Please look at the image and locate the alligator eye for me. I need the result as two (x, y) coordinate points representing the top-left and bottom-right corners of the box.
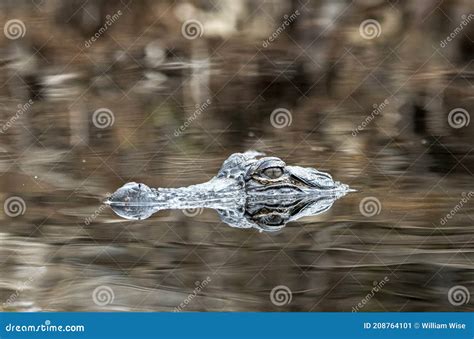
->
(261, 167), (284, 179)
(261, 214), (284, 226)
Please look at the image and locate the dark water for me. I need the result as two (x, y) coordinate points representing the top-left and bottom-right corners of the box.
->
(1, 0), (473, 312)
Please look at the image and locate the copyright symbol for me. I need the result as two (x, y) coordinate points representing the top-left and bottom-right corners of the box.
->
(414, 322), (420, 329)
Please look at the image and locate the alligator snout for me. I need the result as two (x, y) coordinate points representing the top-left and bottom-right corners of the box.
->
(106, 182), (154, 205)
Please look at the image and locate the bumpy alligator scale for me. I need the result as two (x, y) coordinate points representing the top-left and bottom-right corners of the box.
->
(106, 151), (354, 232)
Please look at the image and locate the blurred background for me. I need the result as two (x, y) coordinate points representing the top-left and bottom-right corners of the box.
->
(0, 0), (473, 312)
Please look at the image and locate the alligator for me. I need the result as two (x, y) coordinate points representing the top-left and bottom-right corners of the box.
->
(106, 151), (354, 232)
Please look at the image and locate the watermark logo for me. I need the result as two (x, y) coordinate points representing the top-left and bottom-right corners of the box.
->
(0, 99), (34, 134)
(3, 267), (45, 307)
(262, 10), (300, 48)
(4, 196), (26, 217)
(448, 108), (470, 129)
(448, 285), (470, 306)
(270, 108), (292, 129)
(84, 10), (123, 48)
(84, 193), (111, 225)
(4, 319), (85, 332)
(270, 285), (292, 306)
(92, 108), (115, 129)
(440, 191), (473, 225)
(174, 99), (211, 137)
(359, 19), (381, 40)
(352, 99), (389, 136)
(32, 0), (46, 12)
(181, 19), (204, 40)
(4, 19), (26, 40)
(352, 277), (389, 312)
(183, 208), (204, 217)
(92, 285), (115, 306)
(174, 277), (212, 311)
(359, 196), (381, 217)
(440, 14), (474, 48)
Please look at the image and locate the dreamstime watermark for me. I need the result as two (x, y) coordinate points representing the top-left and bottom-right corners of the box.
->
(174, 276), (212, 311)
(447, 285), (470, 306)
(3, 196), (26, 217)
(92, 285), (115, 306)
(359, 196), (381, 217)
(448, 108), (470, 129)
(270, 285), (292, 306)
(182, 208), (203, 217)
(270, 108), (292, 129)
(440, 14), (474, 48)
(4, 320), (85, 333)
(440, 191), (473, 225)
(3, 267), (45, 307)
(31, 0), (47, 12)
(174, 99), (211, 137)
(352, 99), (389, 136)
(84, 193), (111, 226)
(92, 108), (115, 129)
(352, 276), (389, 312)
(262, 10), (300, 48)
(84, 10), (123, 48)
(4, 19), (26, 40)
(0, 99), (34, 134)
(359, 19), (381, 40)
(181, 19), (204, 40)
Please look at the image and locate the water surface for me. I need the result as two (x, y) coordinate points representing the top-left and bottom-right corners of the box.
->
(0, 0), (473, 312)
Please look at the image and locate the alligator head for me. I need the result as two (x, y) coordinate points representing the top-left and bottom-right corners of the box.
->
(106, 151), (353, 232)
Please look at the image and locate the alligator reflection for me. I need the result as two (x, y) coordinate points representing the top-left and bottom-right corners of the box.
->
(106, 151), (353, 232)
